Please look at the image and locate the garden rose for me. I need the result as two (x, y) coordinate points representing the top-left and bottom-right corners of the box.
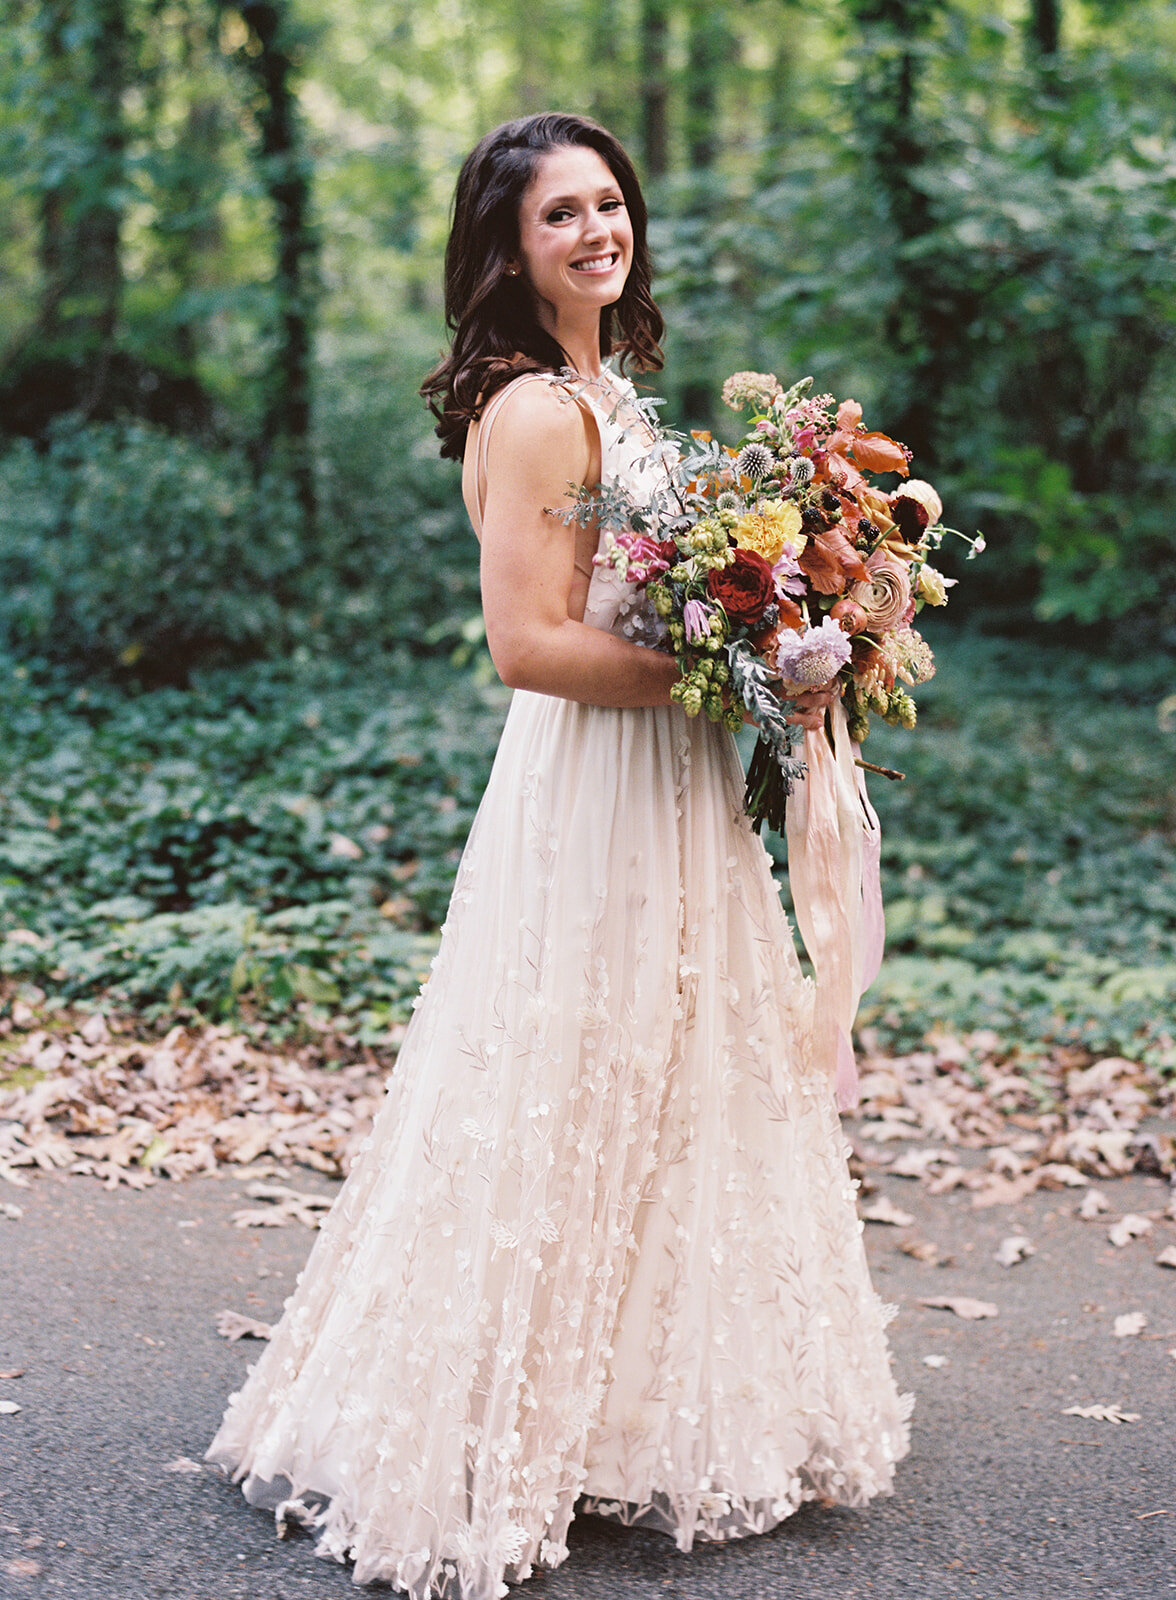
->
(915, 564), (955, 606)
(891, 478), (943, 526)
(848, 554), (913, 631)
(707, 548), (776, 624)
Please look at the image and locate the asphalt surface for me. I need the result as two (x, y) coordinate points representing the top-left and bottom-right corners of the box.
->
(2, 1157), (1174, 1600)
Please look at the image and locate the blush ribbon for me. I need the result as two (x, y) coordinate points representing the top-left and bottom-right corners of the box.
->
(784, 697), (884, 1112)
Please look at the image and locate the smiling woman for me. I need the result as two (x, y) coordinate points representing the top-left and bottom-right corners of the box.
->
(207, 111), (911, 1600)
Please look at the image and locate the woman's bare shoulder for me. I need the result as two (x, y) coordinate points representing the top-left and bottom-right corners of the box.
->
(482, 376), (596, 474)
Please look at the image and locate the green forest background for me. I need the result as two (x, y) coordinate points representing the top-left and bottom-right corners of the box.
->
(0, 0), (1173, 1075)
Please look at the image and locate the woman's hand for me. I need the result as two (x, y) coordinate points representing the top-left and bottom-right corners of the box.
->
(784, 681), (840, 732)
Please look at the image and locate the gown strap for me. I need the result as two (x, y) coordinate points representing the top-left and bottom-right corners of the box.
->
(472, 370), (592, 530)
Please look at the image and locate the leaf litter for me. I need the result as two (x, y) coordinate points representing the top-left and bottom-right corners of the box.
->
(0, 1016), (388, 1189)
(1, 1012), (1173, 1209)
(852, 1035), (1176, 1203)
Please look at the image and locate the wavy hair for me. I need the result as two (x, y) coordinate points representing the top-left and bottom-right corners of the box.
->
(420, 112), (664, 460)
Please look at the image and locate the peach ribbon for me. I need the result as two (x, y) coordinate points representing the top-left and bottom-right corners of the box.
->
(784, 698), (884, 1112)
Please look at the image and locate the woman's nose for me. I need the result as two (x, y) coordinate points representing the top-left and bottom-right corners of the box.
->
(581, 207), (610, 243)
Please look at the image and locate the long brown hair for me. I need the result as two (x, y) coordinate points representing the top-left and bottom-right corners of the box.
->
(420, 112), (664, 460)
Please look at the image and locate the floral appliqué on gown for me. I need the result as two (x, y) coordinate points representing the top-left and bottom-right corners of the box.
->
(206, 369), (912, 1598)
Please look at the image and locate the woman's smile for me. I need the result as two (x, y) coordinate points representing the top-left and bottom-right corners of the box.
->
(515, 145), (635, 349)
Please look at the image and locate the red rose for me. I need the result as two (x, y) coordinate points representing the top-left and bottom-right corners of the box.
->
(656, 538), (678, 565)
(707, 548), (775, 625)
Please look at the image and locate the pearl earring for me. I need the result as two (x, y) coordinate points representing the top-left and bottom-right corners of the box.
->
(505, 266), (518, 277)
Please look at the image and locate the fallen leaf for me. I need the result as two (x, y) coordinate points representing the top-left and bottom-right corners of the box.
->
(860, 1196), (915, 1227)
(0, 1401), (21, 1415)
(922, 1354), (949, 1368)
(1113, 1313), (1147, 1338)
(1077, 1189), (1110, 1220)
(918, 1295), (999, 1320)
(888, 1147), (951, 1180)
(1, 1204), (21, 1221)
(5, 1557), (41, 1577)
(1108, 1214), (1153, 1248)
(275, 1498), (318, 1538)
(900, 1238), (952, 1266)
(994, 1235), (1035, 1268)
(970, 1172), (1041, 1209)
(0, 1368), (24, 1380)
(164, 1456), (206, 1474)
(216, 1310), (272, 1342)
(1061, 1404), (1140, 1424)
(1156, 1246), (1176, 1270)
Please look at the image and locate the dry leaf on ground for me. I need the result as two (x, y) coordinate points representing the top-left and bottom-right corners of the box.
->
(1112, 1313), (1147, 1338)
(0, 1400), (21, 1415)
(0, 1368), (24, 1380)
(922, 1354), (949, 1368)
(275, 1498), (319, 1538)
(1078, 1189), (1110, 1219)
(1062, 1404), (1140, 1423)
(216, 1310), (273, 1342)
(1156, 1246), (1176, 1270)
(164, 1456), (206, 1474)
(994, 1235), (1035, 1268)
(1108, 1214), (1153, 1248)
(900, 1238), (952, 1266)
(918, 1295), (999, 1320)
(860, 1196), (915, 1227)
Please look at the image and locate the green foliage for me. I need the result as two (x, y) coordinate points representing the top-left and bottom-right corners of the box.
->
(0, 337), (479, 676)
(763, 623), (1176, 1063)
(1, 630), (1173, 1065)
(0, 649), (506, 1036)
(0, 420), (304, 673)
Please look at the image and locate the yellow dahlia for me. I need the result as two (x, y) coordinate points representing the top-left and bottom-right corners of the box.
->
(733, 501), (805, 564)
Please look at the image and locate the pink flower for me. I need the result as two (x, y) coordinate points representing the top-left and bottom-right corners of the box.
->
(682, 598), (714, 644)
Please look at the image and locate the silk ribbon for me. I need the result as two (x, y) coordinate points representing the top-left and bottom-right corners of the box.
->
(784, 698), (884, 1112)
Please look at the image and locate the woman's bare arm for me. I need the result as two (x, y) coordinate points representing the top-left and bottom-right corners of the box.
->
(478, 382), (679, 707)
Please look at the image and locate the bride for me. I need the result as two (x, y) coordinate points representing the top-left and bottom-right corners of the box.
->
(207, 111), (910, 1599)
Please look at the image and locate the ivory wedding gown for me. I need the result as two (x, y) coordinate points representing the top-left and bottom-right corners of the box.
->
(206, 370), (911, 1597)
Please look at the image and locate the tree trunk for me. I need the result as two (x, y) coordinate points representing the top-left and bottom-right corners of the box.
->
(684, 0), (724, 171)
(36, 0), (126, 378)
(847, 0), (952, 461)
(589, 0), (627, 142)
(639, 0), (669, 179)
(679, 0), (728, 426)
(1028, 0), (1061, 58)
(235, 0), (319, 528)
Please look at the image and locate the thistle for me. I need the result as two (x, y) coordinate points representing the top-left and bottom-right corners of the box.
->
(734, 442), (774, 483)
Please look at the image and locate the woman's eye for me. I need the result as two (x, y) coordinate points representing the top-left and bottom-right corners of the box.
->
(600, 198), (623, 212)
(547, 207), (574, 224)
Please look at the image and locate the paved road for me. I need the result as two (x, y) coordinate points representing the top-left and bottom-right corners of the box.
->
(2, 1159), (1174, 1600)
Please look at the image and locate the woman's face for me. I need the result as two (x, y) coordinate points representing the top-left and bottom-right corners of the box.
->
(515, 144), (634, 334)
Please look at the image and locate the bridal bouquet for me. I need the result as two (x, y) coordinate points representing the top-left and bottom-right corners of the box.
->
(587, 370), (983, 832)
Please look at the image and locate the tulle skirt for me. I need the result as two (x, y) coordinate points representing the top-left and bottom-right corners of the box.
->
(206, 691), (910, 1597)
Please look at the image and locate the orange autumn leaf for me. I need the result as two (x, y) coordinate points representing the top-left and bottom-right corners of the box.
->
(851, 431), (911, 477)
(799, 526), (871, 594)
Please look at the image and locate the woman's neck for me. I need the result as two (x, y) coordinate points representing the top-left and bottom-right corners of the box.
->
(540, 311), (604, 381)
